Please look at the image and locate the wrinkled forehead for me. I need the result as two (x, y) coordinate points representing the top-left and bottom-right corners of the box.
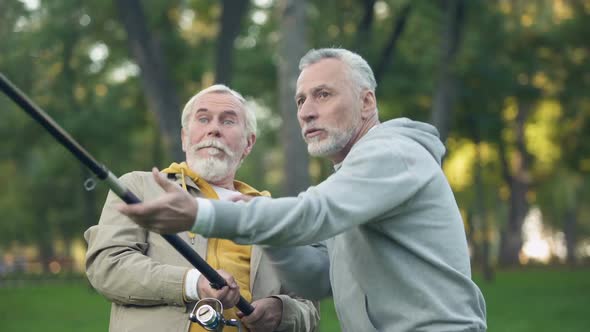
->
(296, 58), (351, 94)
(192, 91), (245, 114)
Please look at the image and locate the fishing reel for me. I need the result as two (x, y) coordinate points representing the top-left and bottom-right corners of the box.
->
(189, 298), (242, 331)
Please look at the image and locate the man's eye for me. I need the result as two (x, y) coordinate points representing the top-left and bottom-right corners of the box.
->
(197, 117), (209, 124)
(223, 119), (236, 125)
(318, 91), (330, 99)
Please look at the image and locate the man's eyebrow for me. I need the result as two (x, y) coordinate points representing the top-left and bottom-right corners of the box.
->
(295, 84), (331, 101)
(220, 110), (239, 117)
(311, 84), (331, 93)
(194, 109), (240, 120)
(195, 109), (238, 115)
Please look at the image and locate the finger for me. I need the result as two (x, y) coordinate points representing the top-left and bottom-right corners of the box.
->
(216, 285), (229, 299)
(229, 288), (240, 306)
(219, 287), (239, 309)
(116, 202), (149, 218)
(152, 167), (182, 193)
(221, 287), (239, 308)
(115, 203), (132, 215)
(229, 194), (246, 202)
(224, 275), (237, 289)
(241, 305), (263, 325)
(116, 196), (165, 218)
(216, 270), (236, 289)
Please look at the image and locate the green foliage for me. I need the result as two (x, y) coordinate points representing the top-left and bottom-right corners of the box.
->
(0, 0), (589, 264)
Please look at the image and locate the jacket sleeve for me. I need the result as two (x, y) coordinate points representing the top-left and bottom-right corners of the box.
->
(263, 243), (331, 300)
(84, 172), (188, 307)
(274, 294), (320, 332)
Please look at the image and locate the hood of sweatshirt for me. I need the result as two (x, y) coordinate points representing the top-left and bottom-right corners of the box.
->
(376, 118), (445, 165)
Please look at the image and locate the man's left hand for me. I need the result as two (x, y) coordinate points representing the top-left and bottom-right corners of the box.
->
(117, 168), (198, 234)
(237, 297), (283, 332)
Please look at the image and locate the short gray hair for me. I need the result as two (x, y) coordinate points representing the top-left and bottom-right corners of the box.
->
(299, 48), (377, 94)
(180, 84), (257, 136)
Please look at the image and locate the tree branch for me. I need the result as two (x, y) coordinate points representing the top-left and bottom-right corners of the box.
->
(374, 3), (413, 85)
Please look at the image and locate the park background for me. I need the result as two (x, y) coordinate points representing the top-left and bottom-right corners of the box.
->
(0, 0), (589, 331)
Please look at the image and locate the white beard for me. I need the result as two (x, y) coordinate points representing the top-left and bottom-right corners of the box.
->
(305, 123), (358, 157)
(185, 139), (242, 182)
(189, 156), (233, 183)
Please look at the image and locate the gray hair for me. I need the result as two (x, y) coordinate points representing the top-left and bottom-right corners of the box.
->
(299, 48), (377, 94)
(180, 84), (257, 136)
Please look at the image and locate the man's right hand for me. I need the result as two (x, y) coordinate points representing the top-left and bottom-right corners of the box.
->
(197, 269), (240, 309)
(117, 167), (198, 234)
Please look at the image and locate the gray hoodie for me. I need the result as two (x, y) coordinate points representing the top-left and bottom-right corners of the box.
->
(194, 118), (487, 332)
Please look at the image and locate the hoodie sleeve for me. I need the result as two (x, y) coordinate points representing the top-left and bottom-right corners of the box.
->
(193, 131), (443, 246)
(263, 242), (331, 300)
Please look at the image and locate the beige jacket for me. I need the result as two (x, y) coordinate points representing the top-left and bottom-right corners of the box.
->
(85, 171), (320, 332)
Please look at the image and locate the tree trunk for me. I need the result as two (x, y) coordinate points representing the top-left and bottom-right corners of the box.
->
(498, 101), (531, 266)
(215, 0), (250, 84)
(353, 0), (376, 51)
(499, 180), (527, 266)
(373, 3), (413, 85)
(465, 207), (478, 263)
(474, 136), (493, 281)
(563, 173), (582, 266)
(37, 209), (55, 274)
(115, 0), (183, 162)
(564, 207), (577, 266)
(430, 0), (465, 144)
(277, 0), (310, 196)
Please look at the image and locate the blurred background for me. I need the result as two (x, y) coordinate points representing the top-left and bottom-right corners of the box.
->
(1, 0), (589, 331)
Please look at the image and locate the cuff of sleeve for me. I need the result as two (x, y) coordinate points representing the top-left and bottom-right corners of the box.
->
(271, 294), (295, 331)
(184, 269), (202, 302)
(181, 269), (190, 303)
(160, 265), (191, 306)
(192, 198), (215, 233)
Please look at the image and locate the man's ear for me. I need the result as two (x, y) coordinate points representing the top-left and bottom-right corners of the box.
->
(360, 90), (377, 119)
(181, 128), (187, 152)
(242, 133), (257, 159)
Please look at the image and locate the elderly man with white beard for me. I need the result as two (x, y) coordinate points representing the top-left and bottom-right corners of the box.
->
(84, 85), (321, 332)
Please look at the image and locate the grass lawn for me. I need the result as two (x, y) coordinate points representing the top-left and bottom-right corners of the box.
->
(0, 280), (110, 332)
(472, 267), (590, 332)
(0, 268), (588, 331)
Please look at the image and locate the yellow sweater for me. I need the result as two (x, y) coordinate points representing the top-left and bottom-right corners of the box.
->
(162, 162), (270, 332)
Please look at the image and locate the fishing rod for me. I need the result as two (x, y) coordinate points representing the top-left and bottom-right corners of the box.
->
(0, 73), (254, 318)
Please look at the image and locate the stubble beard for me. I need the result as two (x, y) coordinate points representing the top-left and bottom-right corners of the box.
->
(304, 121), (359, 157)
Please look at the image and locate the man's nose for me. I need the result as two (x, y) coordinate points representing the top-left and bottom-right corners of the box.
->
(206, 122), (221, 137)
(298, 101), (317, 123)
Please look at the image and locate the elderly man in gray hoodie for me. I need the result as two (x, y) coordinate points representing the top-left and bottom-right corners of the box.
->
(119, 48), (487, 332)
